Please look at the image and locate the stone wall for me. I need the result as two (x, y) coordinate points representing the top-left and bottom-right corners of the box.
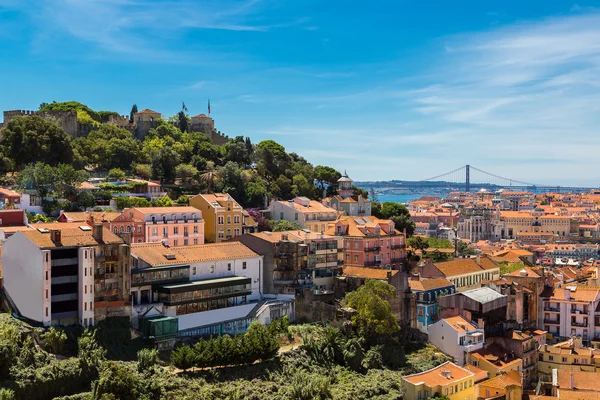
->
(3, 109), (79, 137)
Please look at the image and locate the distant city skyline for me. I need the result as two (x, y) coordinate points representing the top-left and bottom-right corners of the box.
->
(1, 1), (600, 184)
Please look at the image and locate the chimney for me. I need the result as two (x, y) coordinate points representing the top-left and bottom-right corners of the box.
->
(476, 254), (481, 265)
(570, 372), (574, 389)
(387, 270), (392, 281)
(92, 223), (103, 243)
(50, 229), (61, 245)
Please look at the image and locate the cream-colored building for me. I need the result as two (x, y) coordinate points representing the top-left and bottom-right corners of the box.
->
(264, 197), (338, 233)
(402, 361), (476, 400)
(538, 336), (600, 376)
(494, 211), (571, 240)
(190, 193), (245, 243)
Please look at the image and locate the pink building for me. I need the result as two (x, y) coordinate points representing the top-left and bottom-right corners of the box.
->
(326, 216), (406, 270)
(127, 207), (205, 247)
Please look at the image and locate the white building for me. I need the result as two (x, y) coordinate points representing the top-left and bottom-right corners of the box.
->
(428, 315), (485, 366)
(2, 226), (125, 327)
(130, 242), (293, 337)
(264, 197), (338, 233)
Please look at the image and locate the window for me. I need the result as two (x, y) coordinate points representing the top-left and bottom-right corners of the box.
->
(228, 263), (232, 271)
(45, 253), (49, 262)
(85, 268), (87, 277)
(85, 250), (87, 259)
(194, 226), (198, 234)
(174, 240), (178, 246)
(184, 239), (188, 246)
(85, 286), (87, 294)
(210, 265), (215, 273)
(549, 355), (554, 361)
(184, 226), (188, 236)
(279, 212), (284, 220)
(174, 227), (179, 234)
(138, 226), (142, 234)
(85, 303), (87, 311)
(218, 216), (224, 224)
(243, 262), (247, 270)
(295, 213), (298, 221)
(46, 307), (48, 317)
(113, 227), (118, 234)
(194, 239), (198, 245)
(46, 289), (48, 299)
(234, 215), (240, 223)
(444, 389), (448, 396)
(193, 267), (197, 275)
(354, 255), (358, 262)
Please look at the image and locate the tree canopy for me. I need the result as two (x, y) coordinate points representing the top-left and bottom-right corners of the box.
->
(344, 279), (400, 338)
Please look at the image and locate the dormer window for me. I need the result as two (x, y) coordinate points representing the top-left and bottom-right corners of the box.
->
(162, 215), (167, 223)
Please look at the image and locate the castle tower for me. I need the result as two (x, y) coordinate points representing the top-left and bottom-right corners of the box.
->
(133, 109), (161, 140)
(337, 170), (353, 199)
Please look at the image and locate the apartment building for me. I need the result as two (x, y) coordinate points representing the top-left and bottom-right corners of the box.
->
(321, 171), (372, 216)
(326, 215), (406, 270)
(402, 361), (476, 400)
(538, 336), (600, 376)
(419, 256), (500, 292)
(428, 316), (485, 366)
(494, 211), (571, 240)
(540, 285), (600, 341)
(190, 193), (246, 243)
(127, 207), (204, 247)
(408, 277), (456, 333)
(468, 344), (523, 381)
(476, 371), (522, 400)
(489, 330), (546, 387)
(265, 197), (338, 233)
(129, 242), (292, 337)
(2, 225), (130, 326)
(234, 230), (342, 296)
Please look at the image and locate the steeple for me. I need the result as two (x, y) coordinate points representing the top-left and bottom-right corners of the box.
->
(337, 169), (353, 199)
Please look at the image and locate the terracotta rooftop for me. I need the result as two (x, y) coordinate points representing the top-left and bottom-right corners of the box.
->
(135, 109), (160, 115)
(131, 206), (202, 215)
(192, 193), (242, 209)
(409, 277), (454, 292)
(403, 361), (474, 387)
(557, 370), (600, 392)
(440, 315), (479, 333)
(434, 256), (498, 277)
(130, 242), (260, 266)
(21, 227), (122, 248)
(342, 266), (398, 280)
(0, 188), (21, 198)
(479, 370), (521, 390)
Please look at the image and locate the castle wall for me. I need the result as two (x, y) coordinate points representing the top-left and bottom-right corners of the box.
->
(3, 110), (78, 138)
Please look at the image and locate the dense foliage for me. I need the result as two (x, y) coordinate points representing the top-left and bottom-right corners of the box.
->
(372, 201), (416, 236)
(0, 101), (354, 210)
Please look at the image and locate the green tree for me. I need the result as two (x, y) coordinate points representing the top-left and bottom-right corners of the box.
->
(271, 220), (302, 232)
(18, 162), (56, 200)
(75, 191), (97, 210)
(344, 279), (400, 338)
(77, 329), (106, 372)
(171, 345), (196, 372)
(151, 146), (180, 183)
(292, 174), (314, 198)
(175, 163), (198, 184)
(40, 101), (100, 122)
(314, 165), (342, 191)
(246, 179), (269, 208)
(107, 168), (126, 181)
(218, 161), (245, 201)
(0, 115), (74, 169)
(407, 236), (429, 253)
(390, 215), (416, 236)
(255, 140), (292, 181)
(132, 164), (152, 180)
(151, 195), (174, 207)
(224, 136), (250, 167)
(129, 104), (138, 123)
(137, 348), (159, 374)
(353, 186), (369, 199)
(93, 362), (141, 400)
(177, 111), (188, 133)
(41, 327), (67, 354)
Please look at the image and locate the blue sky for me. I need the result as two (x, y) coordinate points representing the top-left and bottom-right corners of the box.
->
(1, 1), (600, 185)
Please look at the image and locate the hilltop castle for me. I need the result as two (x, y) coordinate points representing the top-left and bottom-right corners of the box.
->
(1, 108), (229, 145)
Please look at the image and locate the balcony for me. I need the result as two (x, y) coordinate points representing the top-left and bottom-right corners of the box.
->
(364, 246), (381, 252)
(391, 257), (404, 263)
(571, 321), (588, 327)
(571, 308), (589, 315)
(543, 319), (560, 324)
(364, 260), (382, 267)
(544, 307), (560, 312)
(390, 244), (406, 250)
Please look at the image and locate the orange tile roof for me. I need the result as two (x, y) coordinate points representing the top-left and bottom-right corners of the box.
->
(277, 199), (337, 214)
(434, 256), (498, 277)
(130, 242), (259, 266)
(342, 266), (398, 280)
(136, 109), (160, 115)
(557, 370), (600, 392)
(506, 267), (543, 278)
(408, 277), (454, 291)
(403, 361), (474, 387)
(192, 193), (243, 209)
(0, 188), (21, 198)
(21, 227), (122, 248)
(441, 315), (478, 333)
(546, 286), (600, 302)
(479, 371), (521, 390)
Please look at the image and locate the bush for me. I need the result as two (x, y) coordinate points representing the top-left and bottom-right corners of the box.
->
(0, 388), (14, 400)
(171, 345), (196, 372)
(137, 348), (159, 373)
(107, 168), (126, 181)
(175, 195), (190, 205)
(92, 362), (142, 400)
(115, 196), (151, 209)
(42, 326), (67, 354)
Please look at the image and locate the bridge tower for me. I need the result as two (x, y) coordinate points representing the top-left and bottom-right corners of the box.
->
(465, 164), (470, 193)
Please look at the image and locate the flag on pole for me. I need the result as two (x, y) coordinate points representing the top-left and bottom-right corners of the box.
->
(182, 101), (188, 112)
(208, 98), (211, 115)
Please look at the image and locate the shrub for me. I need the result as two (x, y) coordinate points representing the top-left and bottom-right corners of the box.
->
(171, 345), (196, 372)
(137, 348), (159, 373)
(42, 326), (67, 354)
(0, 388), (14, 400)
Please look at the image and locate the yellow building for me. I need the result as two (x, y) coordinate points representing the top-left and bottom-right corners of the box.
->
(402, 361), (475, 400)
(476, 371), (522, 400)
(190, 193), (244, 243)
(538, 336), (599, 376)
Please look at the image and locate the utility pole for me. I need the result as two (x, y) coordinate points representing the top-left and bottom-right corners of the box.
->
(453, 227), (459, 258)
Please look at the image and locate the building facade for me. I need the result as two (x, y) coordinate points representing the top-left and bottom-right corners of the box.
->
(265, 197), (338, 233)
(428, 316), (485, 366)
(409, 277), (456, 333)
(190, 193), (244, 243)
(402, 361), (476, 400)
(127, 207), (204, 247)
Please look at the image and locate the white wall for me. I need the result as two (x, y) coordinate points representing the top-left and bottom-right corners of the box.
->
(428, 320), (467, 366)
(267, 202), (306, 228)
(3, 232), (45, 324)
(188, 256), (263, 301)
(78, 247), (95, 327)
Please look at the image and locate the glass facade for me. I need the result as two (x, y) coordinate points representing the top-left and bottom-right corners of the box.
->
(131, 266), (189, 286)
(158, 283), (251, 305)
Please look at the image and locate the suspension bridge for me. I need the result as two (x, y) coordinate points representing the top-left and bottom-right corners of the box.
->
(403, 165), (598, 193)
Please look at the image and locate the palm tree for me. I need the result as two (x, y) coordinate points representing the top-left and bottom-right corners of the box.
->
(199, 170), (220, 193)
